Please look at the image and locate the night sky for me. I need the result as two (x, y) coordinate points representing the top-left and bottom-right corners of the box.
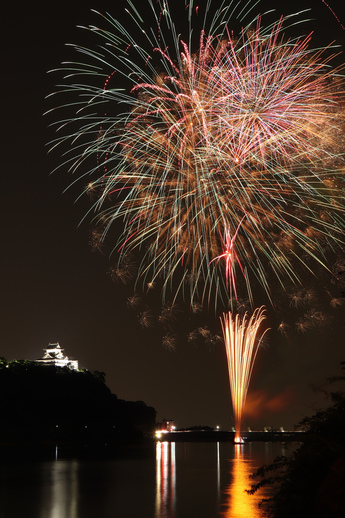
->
(2, 0), (345, 431)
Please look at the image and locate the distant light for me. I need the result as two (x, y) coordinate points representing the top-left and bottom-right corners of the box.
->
(155, 429), (168, 440)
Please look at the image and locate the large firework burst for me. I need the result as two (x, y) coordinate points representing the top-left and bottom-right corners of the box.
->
(48, 0), (345, 310)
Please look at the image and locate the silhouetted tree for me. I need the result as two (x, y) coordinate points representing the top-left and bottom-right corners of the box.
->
(249, 362), (345, 518)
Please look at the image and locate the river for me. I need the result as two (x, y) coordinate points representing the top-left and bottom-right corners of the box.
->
(0, 441), (294, 517)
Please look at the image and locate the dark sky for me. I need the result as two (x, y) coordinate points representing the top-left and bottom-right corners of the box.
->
(2, 0), (345, 431)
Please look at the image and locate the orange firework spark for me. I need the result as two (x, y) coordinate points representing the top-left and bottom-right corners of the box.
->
(221, 306), (268, 442)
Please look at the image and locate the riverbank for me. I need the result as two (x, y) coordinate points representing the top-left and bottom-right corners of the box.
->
(155, 429), (305, 442)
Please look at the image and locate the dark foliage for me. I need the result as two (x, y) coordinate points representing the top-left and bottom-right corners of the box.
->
(249, 362), (345, 518)
(0, 358), (156, 450)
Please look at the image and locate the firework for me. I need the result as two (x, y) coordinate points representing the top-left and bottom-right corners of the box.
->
(48, 0), (345, 309)
(138, 309), (154, 328)
(330, 297), (344, 308)
(126, 293), (142, 309)
(221, 306), (268, 442)
(162, 333), (178, 351)
(158, 303), (178, 328)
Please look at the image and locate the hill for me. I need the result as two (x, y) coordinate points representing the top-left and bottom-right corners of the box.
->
(0, 358), (156, 457)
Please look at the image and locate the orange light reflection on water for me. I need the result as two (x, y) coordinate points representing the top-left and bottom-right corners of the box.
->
(221, 444), (267, 518)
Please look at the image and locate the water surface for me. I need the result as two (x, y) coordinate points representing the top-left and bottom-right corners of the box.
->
(0, 441), (292, 517)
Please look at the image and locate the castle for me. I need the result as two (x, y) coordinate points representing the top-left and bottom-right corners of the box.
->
(36, 342), (78, 370)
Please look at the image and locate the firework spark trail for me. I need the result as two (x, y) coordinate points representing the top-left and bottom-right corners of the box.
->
(221, 306), (268, 442)
(48, 0), (345, 309)
(209, 217), (246, 300)
(322, 1), (345, 30)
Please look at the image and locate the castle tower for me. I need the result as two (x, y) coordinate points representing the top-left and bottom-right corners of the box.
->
(36, 342), (78, 370)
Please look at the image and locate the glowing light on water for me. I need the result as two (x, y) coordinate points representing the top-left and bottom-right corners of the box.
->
(222, 444), (268, 518)
(221, 307), (268, 442)
(155, 441), (176, 517)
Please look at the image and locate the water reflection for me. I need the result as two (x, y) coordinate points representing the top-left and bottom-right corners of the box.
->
(217, 441), (221, 497)
(0, 441), (290, 518)
(156, 442), (176, 518)
(221, 444), (266, 518)
(40, 460), (79, 518)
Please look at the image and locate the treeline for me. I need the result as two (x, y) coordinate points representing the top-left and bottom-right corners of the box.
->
(0, 358), (156, 454)
(249, 362), (345, 518)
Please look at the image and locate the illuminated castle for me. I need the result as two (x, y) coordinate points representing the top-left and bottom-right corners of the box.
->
(36, 342), (78, 370)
